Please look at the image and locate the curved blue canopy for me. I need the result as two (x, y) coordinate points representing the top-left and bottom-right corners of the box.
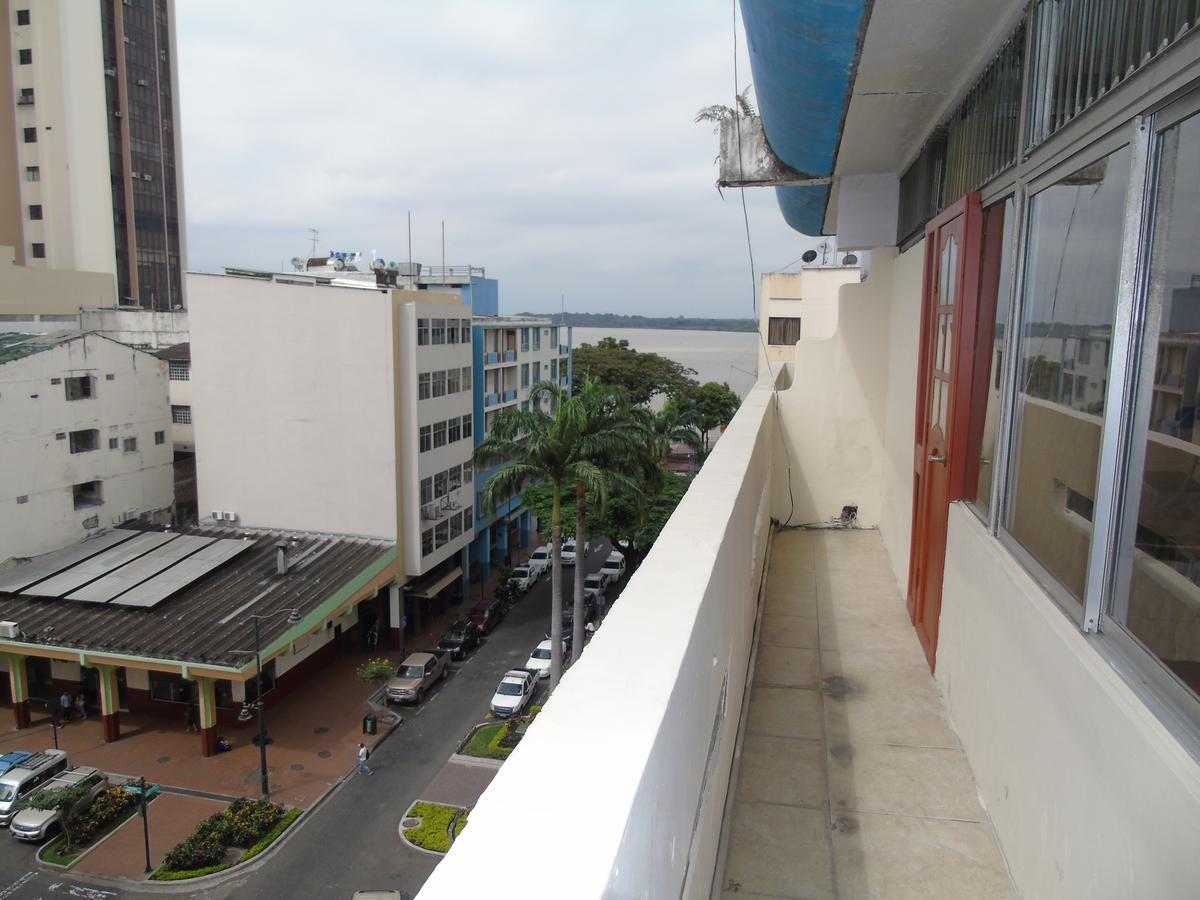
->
(740, 0), (868, 233)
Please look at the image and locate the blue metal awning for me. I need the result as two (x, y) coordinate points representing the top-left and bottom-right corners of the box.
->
(740, 0), (869, 234)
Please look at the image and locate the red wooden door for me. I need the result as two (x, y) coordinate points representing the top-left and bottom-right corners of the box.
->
(907, 194), (982, 670)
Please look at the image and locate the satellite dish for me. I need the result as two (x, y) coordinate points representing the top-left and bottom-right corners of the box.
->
(801, 250), (818, 263)
(333, 257), (346, 271)
(843, 253), (859, 266)
(290, 257), (303, 271)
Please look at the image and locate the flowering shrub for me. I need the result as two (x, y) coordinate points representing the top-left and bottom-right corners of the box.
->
(357, 657), (393, 682)
(162, 836), (225, 871)
(160, 799), (285, 873)
(64, 786), (139, 850)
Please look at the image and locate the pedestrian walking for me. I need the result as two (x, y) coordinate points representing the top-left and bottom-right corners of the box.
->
(59, 691), (72, 723)
(75, 693), (87, 720)
(185, 703), (198, 734)
(357, 742), (373, 775)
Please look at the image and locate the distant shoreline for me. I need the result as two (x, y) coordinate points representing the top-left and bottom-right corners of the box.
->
(515, 313), (758, 333)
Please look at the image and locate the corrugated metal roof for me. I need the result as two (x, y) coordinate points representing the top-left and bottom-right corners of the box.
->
(0, 332), (79, 365)
(0, 526), (395, 668)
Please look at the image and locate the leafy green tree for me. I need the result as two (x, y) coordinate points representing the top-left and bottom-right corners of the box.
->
(475, 380), (644, 685)
(570, 337), (697, 405)
(677, 381), (741, 452)
(25, 780), (94, 852)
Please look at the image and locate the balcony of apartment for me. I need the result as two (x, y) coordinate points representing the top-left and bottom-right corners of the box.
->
(418, 379), (1013, 899)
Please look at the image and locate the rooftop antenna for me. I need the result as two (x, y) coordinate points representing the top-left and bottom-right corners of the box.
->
(308, 227), (319, 257)
(441, 220), (446, 285)
(561, 293), (565, 325)
(407, 211), (412, 281)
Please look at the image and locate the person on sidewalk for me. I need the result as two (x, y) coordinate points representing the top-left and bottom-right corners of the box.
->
(75, 693), (87, 720)
(357, 742), (373, 775)
(59, 691), (72, 723)
(185, 703), (199, 734)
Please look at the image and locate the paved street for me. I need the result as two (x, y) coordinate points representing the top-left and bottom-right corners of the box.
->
(0, 543), (623, 899)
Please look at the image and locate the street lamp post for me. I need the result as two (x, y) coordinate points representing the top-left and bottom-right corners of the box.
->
(238, 608), (301, 802)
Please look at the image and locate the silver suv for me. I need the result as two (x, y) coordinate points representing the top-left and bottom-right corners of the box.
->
(9, 766), (105, 841)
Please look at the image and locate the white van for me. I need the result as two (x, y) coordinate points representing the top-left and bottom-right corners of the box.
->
(0, 749), (69, 826)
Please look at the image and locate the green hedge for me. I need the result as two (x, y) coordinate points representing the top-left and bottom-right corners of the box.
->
(238, 807), (301, 863)
(460, 723), (506, 759)
(151, 862), (232, 881)
(403, 802), (462, 853)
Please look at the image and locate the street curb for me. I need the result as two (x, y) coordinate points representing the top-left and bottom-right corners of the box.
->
(41, 715), (408, 894)
(446, 753), (503, 769)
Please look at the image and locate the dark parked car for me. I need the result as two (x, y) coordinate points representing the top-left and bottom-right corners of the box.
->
(437, 620), (481, 661)
(468, 599), (505, 635)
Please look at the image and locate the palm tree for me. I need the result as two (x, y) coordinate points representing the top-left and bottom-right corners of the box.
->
(638, 401), (702, 463)
(474, 381), (608, 689)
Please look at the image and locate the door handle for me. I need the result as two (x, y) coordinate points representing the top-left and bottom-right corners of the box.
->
(928, 453), (946, 464)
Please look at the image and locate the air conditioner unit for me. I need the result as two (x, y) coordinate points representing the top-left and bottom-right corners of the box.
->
(421, 503), (439, 521)
(0, 622), (20, 640)
(222, 511), (239, 523)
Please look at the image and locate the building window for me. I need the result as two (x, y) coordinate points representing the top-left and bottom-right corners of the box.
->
(462, 461), (472, 483)
(461, 366), (472, 391)
(768, 317), (802, 345)
(522, 400), (530, 412)
(419, 425), (431, 453)
(446, 320), (459, 344)
(449, 511), (463, 540)
(435, 520), (449, 547)
(30, 242), (44, 259)
(433, 420), (447, 448)
(462, 414), (473, 440)
(27, 204), (41, 221)
(534, 329), (541, 351)
(447, 367), (461, 394)
(420, 477), (433, 505)
(69, 429), (99, 454)
(64, 376), (93, 401)
(448, 417), (461, 443)
(417, 318), (429, 346)
(432, 370), (446, 398)
(418, 372), (430, 401)
(448, 465), (462, 491)
(16, 495), (28, 505)
(520, 363), (529, 387)
(168, 360), (189, 380)
(434, 471), (447, 497)
(123, 436), (137, 452)
(72, 480), (102, 509)
(171, 405), (192, 424)
(22, 127), (36, 143)
(24, 166), (38, 182)
(18, 48), (31, 65)
(521, 328), (530, 352)
(963, 198), (1014, 521)
(1004, 144), (1131, 611)
(431, 319), (446, 345)
(461, 319), (472, 344)
(154, 430), (165, 445)
(551, 359), (559, 381)
(18, 87), (33, 105)
(462, 505), (473, 531)
(15, 9), (29, 26)
(422, 529), (434, 556)
(109, 437), (118, 450)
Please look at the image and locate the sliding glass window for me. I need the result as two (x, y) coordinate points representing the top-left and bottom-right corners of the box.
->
(1005, 145), (1131, 612)
(1112, 109), (1200, 704)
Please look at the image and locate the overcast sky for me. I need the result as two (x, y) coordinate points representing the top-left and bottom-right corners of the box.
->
(175, 0), (820, 318)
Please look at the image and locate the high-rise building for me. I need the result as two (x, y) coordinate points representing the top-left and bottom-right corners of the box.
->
(0, 0), (186, 310)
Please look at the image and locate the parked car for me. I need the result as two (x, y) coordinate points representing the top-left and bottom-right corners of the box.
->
(489, 669), (537, 718)
(9, 766), (107, 842)
(0, 750), (69, 827)
(468, 599), (505, 635)
(508, 565), (537, 593)
(584, 571), (608, 593)
(560, 538), (577, 566)
(525, 639), (565, 679)
(600, 551), (625, 582)
(386, 651), (447, 704)
(526, 545), (551, 578)
(437, 620), (481, 661)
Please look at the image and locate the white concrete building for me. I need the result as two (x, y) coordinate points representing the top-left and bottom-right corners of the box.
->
(420, 4), (1200, 899)
(0, 332), (173, 561)
(468, 315), (572, 575)
(0, 0), (187, 309)
(187, 272), (474, 580)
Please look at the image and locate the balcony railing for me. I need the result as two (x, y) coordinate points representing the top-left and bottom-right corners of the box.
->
(559, 344), (569, 355)
(418, 382), (776, 898)
(485, 393), (499, 407)
(502, 389), (517, 402)
(504, 350), (517, 362)
(485, 352), (499, 365)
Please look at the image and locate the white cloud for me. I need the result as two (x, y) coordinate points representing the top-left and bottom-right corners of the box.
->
(176, 0), (821, 317)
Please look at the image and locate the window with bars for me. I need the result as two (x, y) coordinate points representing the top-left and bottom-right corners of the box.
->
(171, 405), (191, 424)
(168, 360), (189, 380)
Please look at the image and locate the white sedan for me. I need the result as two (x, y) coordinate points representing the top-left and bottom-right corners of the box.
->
(525, 639), (565, 679)
(490, 669), (536, 718)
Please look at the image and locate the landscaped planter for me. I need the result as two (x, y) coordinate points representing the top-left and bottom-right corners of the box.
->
(400, 801), (468, 855)
(151, 800), (301, 880)
(37, 785), (148, 868)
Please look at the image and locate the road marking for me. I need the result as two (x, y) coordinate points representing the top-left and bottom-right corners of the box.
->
(0, 873), (35, 898)
(67, 887), (116, 899)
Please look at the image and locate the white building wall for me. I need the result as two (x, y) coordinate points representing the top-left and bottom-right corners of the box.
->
(187, 274), (398, 539)
(77, 308), (189, 350)
(401, 296), (474, 575)
(0, 335), (173, 560)
(12, 0), (116, 277)
(759, 267), (861, 374)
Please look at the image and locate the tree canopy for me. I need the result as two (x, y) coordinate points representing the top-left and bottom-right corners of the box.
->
(674, 381), (742, 451)
(570, 337), (697, 405)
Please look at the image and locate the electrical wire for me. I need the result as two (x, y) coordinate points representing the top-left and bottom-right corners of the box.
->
(731, 0), (797, 527)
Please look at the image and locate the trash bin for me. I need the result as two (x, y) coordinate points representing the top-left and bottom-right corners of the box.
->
(362, 714), (378, 735)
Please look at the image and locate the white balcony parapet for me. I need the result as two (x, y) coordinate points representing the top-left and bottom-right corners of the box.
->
(418, 382), (777, 899)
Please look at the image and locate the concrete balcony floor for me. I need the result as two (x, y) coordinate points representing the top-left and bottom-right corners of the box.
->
(719, 528), (1016, 899)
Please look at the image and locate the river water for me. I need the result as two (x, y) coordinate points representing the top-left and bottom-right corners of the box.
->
(570, 327), (761, 400)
